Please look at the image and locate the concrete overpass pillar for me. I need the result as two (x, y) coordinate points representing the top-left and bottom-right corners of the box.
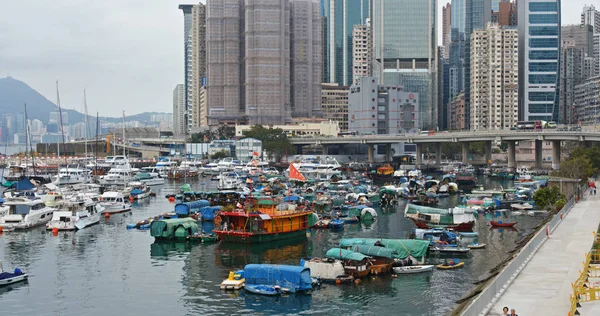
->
(385, 144), (392, 162)
(295, 144), (304, 154)
(367, 144), (374, 163)
(484, 141), (492, 165)
(435, 143), (442, 169)
(552, 140), (561, 170)
(462, 142), (470, 164)
(534, 139), (543, 170)
(322, 144), (328, 155)
(507, 141), (516, 171)
(416, 143), (423, 168)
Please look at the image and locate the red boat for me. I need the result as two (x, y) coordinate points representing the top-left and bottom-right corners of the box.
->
(489, 221), (517, 227)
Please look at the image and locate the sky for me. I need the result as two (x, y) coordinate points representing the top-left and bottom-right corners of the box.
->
(0, 0), (591, 117)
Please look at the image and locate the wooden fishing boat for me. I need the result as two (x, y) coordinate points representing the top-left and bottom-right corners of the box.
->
(467, 243), (486, 249)
(213, 197), (312, 244)
(393, 265), (434, 274)
(326, 248), (371, 278)
(436, 261), (465, 270)
(489, 221), (517, 227)
(404, 204), (476, 231)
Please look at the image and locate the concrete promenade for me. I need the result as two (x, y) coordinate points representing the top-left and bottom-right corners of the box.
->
(489, 191), (600, 315)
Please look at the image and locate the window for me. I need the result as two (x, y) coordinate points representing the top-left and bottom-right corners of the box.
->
(529, 38), (558, 48)
(528, 104), (554, 113)
(529, 2), (558, 12)
(529, 26), (558, 36)
(529, 74), (557, 84)
(529, 50), (558, 60)
(529, 14), (558, 24)
(528, 92), (555, 101)
(529, 62), (558, 72)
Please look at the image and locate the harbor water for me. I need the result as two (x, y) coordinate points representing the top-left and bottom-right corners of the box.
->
(0, 176), (546, 315)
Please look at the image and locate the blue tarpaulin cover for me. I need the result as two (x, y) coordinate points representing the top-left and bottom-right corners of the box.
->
(200, 206), (222, 221)
(243, 264), (313, 293)
(174, 200), (210, 215)
(12, 178), (34, 191)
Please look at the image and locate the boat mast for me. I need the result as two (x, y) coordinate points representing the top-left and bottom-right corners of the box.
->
(122, 111), (126, 156)
(83, 89), (89, 184)
(24, 103), (36, 177)
(56, 81), (68, 173)
(95, 112), (99, 180)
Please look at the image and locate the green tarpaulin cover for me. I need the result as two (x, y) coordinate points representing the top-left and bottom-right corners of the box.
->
(339, 238), (429, 261)
(326, 248), (368, 261)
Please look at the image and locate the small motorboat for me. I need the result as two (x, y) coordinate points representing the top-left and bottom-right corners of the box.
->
(510, 203), (533, 210)
(0, 261), (28, 287)
(458, 232), (479, 237)
(436, 261), (465, 270)
(512, 211), (523, 216)
(313, 219), (330, 229)
(220, 271), (245, 290)
(328, 219), (344, 230)
(467, 243), (487, 249)
(245, 284), (285, 296)
(187, 233), (219, 243)
(489, 221), (517, 227)
(393, 265), (434, 274)
(429, 245), (470, 254)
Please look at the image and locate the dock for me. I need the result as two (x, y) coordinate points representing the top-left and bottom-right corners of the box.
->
(488, 190), (600, 315)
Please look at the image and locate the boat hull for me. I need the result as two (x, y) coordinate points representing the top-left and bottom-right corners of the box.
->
(0, 274), (28, 286)
(489, 221), (517, 227)
(410, 218), (475, 232)
(393, 265), (434, 274)
(214, 229), (307, 244)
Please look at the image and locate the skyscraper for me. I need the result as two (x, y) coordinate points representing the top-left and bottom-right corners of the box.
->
(322, 0), (370, 86)
(449, 0), (466, 105)
(352, 21), (371, 84)
(190, 4), (206, 128)
(470, 23), (519, 130)
(245, 0), (291, 125)
(442, 3), (452, 59)
(173, 84), (186, 137)
(206, 0), (244, 125)
(492, 1), (517, 26)
(179, 5), (194, 134)
(371, 0), (438, 129)
(464, 0), (492, 128)
(291, 0), (323, 118)
(518, 0), (561, 122)
(581, 5), (600, 34)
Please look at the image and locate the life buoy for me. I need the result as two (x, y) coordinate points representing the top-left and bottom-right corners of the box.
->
(214, 216), (222, 225)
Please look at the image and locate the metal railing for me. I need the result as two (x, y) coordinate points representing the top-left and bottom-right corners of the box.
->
(460, 185), (586, 316)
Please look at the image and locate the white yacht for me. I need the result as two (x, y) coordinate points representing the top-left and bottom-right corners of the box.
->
(46, 197), (101, 231)
(0, 197), (56, 230)
(128, 181), (152, 199)
(288, 157), (342, 180)
(216, 157), (238, 172)
(98, 162), (137, 185)
(217, 172), (244, 191)
(99, 191), (131, 214)
(52, 165), (91, 186)
(155, 160), (178, 178)
(97, 155), (129, 169)
(134, 171), (165, 186)
(198, 162), (220, 176)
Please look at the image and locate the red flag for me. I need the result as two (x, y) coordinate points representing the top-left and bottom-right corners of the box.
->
(289, 164), (306, 181)
(253, 151), (259, 156)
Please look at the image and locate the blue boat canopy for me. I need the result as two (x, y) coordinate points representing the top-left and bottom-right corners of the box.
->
(200, 206), (222, 221)
(12, 178), (35, 191)
(174, 200), (210, 216)
(243, 264), (312, 293)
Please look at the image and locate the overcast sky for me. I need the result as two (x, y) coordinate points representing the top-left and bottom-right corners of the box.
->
(0, 0), (590, 117)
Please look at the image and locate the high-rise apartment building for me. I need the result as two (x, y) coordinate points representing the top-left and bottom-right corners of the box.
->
(443, 3), (452, 59)
(450, 92), (466, 130)
(173, 84), (186, 137)
(179, 5), (194, 134)
(321, 83), (349, 131)
(352, 21), (371, 84)
(371, 0), (438, 129)
(291, 0), (323, 118)
(518, 0), (561, 122)
(581, 5), (600, 34)
(560, 24), (595, 124)
(574, 76), (600, 125)
(205, 0), (244, 125)
(594, 34), (600, 77)
(185, 4), (207, 129)
(322, 0), (370, 86)
(492, 1), (517, 26)
(470, 23), (519, 130)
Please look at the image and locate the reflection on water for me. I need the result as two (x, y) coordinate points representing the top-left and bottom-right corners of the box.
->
(0, 176), (546, 315)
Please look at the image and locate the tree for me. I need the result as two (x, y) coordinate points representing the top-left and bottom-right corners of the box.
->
(570, 147), (600, 171)
(210, 150), (229, 160)
(190, 126), (235, 143)
(533, 185), (565, 211)
(469, 142), (485, 155)
(441, 143), (461, 159)
(243, 125), (295, 161)
(552, 156), (594, 180)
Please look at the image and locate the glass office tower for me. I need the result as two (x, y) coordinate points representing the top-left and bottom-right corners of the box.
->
(518, 0), (561, 121)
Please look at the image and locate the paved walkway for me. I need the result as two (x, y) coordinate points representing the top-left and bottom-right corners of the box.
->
(489, 191), (600, 316)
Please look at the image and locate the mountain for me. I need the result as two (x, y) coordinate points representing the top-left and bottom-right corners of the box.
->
(0, 76), (168, 124)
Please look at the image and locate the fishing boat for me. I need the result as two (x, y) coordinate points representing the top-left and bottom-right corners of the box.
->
(0, 261), (28, 287)
(243, 264), (314, 294)
(392, 265), (434, 274)
(220, 271), (245, 290)
(351, 245), (396, 275)
(429, 244), (470, 254)
(0, 197), (56, 230)
(436, 261), (465, 270)
(129, 182), (152, 200)
(339, 238), (430, 265)
(371, 164), (394, 181)
(467, 242), (486, 249)
(328, 218), (344, 229)
(300, 257), (352, 283)
(325, 248), (371, 278)
(313, 219), (330, 228)
(99, 191), (131, 214)
(456, 172), (477, 190)
(489, 221), (517, 227)
(150, 218), (199, 239)
(213, 197), (312, 243)
(404, 204), (476, 231)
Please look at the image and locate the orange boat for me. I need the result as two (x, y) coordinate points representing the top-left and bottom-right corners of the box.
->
(213, 197), (312, 243)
